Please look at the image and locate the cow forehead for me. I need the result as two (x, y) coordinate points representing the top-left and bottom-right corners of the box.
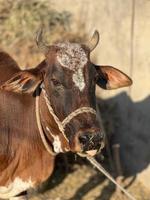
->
(55, 42), (88, 71)
(55, 42), (88, 91)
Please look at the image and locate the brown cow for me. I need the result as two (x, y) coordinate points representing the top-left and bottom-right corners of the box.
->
(0, 30), (132, 200)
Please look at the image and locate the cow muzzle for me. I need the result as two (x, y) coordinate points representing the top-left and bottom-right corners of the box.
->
(77, 130), (105, 156)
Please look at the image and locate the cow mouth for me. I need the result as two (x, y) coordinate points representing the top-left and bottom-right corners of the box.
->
(86, 149), (98, 156)
(78, 148), (102, 157)
(77, 142), (105, 157)
(78, 150), (98, 157)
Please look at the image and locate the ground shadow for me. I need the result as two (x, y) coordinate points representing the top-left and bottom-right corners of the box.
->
(69, 173), (106, 200)
(98, 92), (150, 177)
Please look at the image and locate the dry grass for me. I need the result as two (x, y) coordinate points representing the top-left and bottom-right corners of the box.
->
(0, 0), (87, 68)
(0, 0), (72, 46)
(0, 0), (72, 67)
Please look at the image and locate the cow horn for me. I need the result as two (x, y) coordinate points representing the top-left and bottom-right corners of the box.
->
(36, 27), (49, 55)
(87, 30), (100, 51)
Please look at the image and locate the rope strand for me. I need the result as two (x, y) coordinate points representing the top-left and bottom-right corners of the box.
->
(62, 107), (96, 128)
(87, 156), (137, 200)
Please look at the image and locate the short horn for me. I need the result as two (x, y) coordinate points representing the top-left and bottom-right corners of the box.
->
(87, 30), (100, 51)
(36, 27), (49, 55)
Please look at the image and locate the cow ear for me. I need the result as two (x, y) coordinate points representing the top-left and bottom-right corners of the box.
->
(0, 69), (43, 93)
(95, 65), (132, 89)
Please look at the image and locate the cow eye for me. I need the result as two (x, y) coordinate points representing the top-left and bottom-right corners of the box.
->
(51, 78), (61, 86)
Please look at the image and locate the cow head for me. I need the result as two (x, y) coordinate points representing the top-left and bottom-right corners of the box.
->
(1, 29), (132, 156)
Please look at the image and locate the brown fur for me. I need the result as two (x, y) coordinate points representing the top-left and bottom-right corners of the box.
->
(0, 52), (55, 188)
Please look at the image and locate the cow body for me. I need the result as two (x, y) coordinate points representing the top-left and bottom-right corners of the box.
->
(0, 30), (132, 200)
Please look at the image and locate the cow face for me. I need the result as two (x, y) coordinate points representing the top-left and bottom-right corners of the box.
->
(42, 43), (102, 155)
(1, 30), (132, 157)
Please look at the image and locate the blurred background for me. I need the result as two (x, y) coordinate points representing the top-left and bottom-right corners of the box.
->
(0, 0), (150, 199)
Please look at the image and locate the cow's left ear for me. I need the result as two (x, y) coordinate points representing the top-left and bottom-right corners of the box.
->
(1, 69), (43, 93)
(95, 65), (132, 89)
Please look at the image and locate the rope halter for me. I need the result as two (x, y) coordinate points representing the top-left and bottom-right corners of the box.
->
(36, 85), (97, 155)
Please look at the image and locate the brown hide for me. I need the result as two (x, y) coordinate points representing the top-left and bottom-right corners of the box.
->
(0, 51), (19, 85)
(0, 52), (55, 188)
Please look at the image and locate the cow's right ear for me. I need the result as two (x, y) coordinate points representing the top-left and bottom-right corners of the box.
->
(0, 69), (43, 94)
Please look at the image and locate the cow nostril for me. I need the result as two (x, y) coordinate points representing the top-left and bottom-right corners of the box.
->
(78, 131), (104, 151)
(79, 135), (88, 145)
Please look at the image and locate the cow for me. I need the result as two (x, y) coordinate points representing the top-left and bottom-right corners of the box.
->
(0, 29), (132, 200)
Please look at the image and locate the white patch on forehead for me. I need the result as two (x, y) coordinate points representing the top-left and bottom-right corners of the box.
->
(56, 42), (88, 91)
(72, 68), (85, 91)
(47, 127), (63, 153)
(56, 43), (88, 71)
(0, 177), (34, 199)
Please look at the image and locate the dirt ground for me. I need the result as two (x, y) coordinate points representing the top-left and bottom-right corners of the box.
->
(26, 154), (150, 200)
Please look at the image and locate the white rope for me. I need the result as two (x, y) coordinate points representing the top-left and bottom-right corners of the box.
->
(87, 156), (137, 200)
(62, 107), (96, 128)
(35, 92), (56, 156)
